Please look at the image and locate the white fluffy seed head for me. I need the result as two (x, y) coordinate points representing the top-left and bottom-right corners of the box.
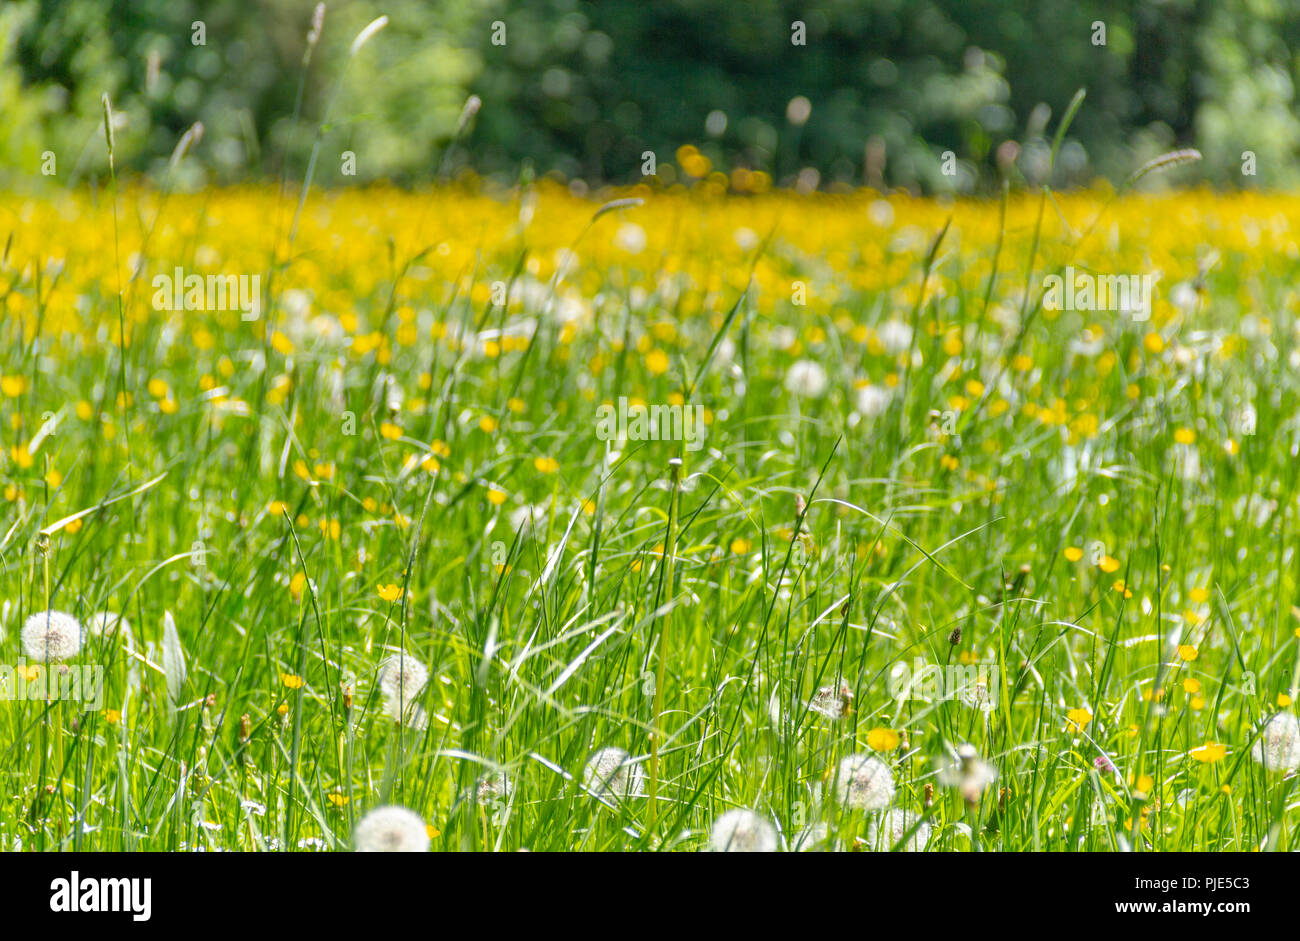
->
(86, 611), (130, 639)
(21, 610), (82, 662)
(377, 652), (428, 704)
(709, 808), (777, 852)
(866, 808), (931, 851)
(878, 320), (913, 354)
(353, 805), (429, 852)
(792, 821), (841, 852)
(835, 753), (895, 811)
(855, 383), (891, 418)
(476, 773), (511, 805)
(783, 360), (828, 398)
(1252, 712), (1300, 772)
(583, 747), (645, 801)
(808, 682), (853, 719)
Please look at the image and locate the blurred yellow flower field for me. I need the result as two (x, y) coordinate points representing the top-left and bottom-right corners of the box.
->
(3, 178), (1300, 852)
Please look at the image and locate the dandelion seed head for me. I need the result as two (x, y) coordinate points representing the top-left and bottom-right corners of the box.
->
(583, 747), (646, 801)
(709, 808), (777, 852)
(866, 808), (930, 851)
(877, 319), (913, 354)
(783, 359), (828, 398)
(86, 611), (130, 639)
(377, 652), (428, 705)
(509, 502), (548, 534)
(21, 610), (82, 662)
(855, 383), (891, 418)
(792, 821), (841, 852)
(1252, 712), (1300, 772)
(938, 743), (997, 803)
(808, 682), (853, 719)
(835, 753), (895, 810)
(353, 805), (429, 852)
(476, 773), (511, 804)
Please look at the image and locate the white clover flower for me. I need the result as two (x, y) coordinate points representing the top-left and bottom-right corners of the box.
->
(855, 383), (891, 418)
(583, 747), (646, 801)
(835, 753), (895, 811)
(21, 610), (83, 662)
(709, 808), (777, 852)
(877, 320), (913, 354)
(86, 611), (131, 639)
(808, 682), (853, 720)
(783, 360), (828, 398)
(865, 808), (931, 851)
(1252, 712), (1300, 772)
(353, 805), (429, 852)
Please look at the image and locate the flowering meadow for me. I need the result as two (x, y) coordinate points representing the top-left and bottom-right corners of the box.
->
(3, 174), (1300, 853)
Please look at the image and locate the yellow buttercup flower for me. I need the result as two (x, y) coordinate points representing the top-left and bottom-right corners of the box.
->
(289, 571), (307, 602)
(866, 728), (900, 752)
(1189, 742), (1226, 763)
(1065, 707), (1092, 732)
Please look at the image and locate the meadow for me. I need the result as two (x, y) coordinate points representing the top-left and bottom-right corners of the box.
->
(3, 169), (1300, 852)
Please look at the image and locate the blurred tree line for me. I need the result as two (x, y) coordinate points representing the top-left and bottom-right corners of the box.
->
(2, 0), (1298, 191)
